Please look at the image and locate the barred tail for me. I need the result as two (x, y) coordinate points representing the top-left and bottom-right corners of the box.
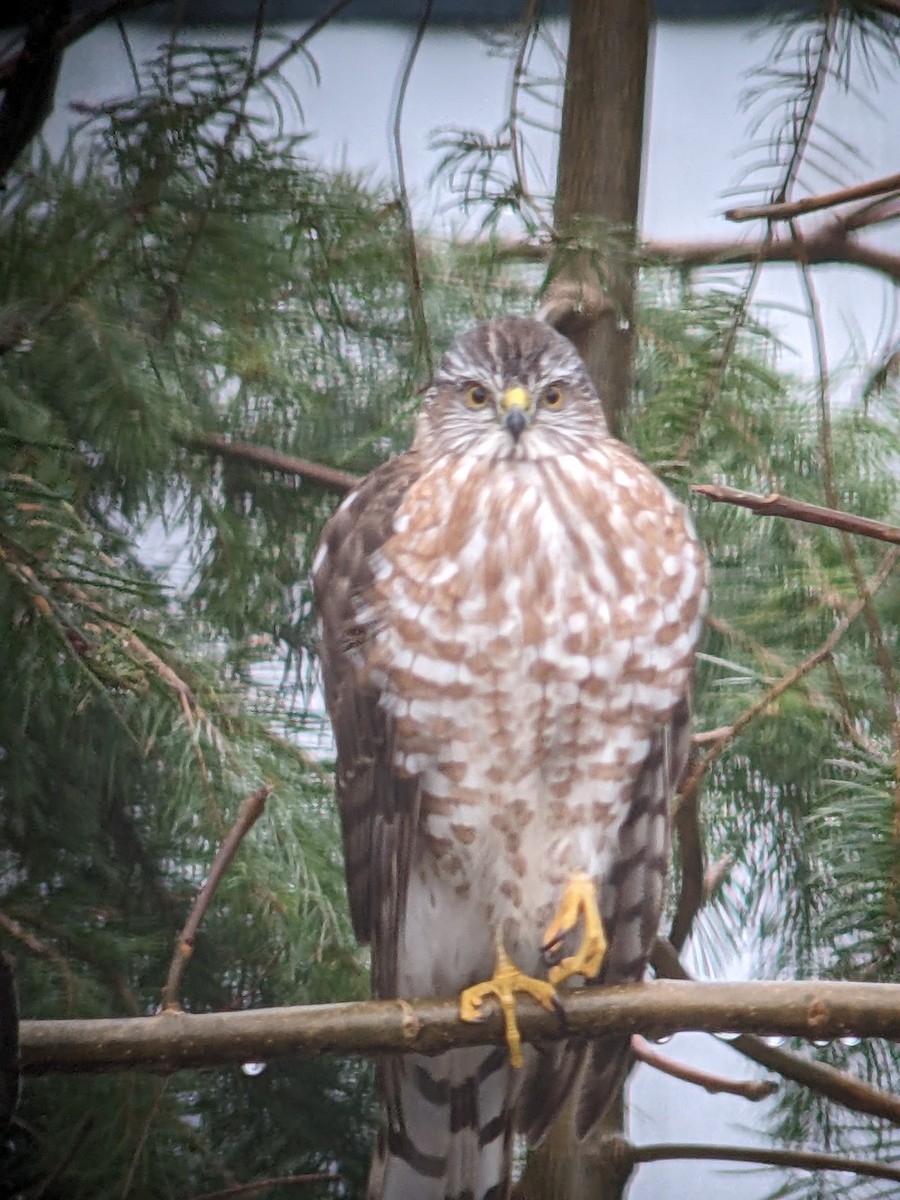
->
(369, 1046), (514, 1200)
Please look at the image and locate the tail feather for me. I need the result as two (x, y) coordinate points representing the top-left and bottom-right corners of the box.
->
(369, 1046), (515, 1200)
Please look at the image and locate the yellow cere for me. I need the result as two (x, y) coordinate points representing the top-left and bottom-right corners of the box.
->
(501, 386), (531, 412)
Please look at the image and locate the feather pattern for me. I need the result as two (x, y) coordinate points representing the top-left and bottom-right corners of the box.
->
(313, 317), (708, 1198)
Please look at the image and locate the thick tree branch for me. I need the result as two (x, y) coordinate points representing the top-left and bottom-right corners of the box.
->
(651, 940), (900, 1126)
(18, 979), (900, 1076)
(693, 484), (900, 546)
(502, 219), (900, 284)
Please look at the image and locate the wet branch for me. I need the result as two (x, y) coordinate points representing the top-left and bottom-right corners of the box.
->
(19, 977), (900, 1077)
(651, 940), (900, 1126)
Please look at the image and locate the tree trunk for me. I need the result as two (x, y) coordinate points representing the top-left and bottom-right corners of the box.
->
(525, 1), (651, 1195)
(542, 0), (651, 438)
(515, 1089), (634, 1200)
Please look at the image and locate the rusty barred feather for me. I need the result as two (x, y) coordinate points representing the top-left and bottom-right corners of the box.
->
(313, 316), (707, 1200)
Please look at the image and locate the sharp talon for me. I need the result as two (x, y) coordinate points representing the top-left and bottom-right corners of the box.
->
(541, 872), (608, 988)
(542, 940), (563, 968)
(459, 940), (558, 1070)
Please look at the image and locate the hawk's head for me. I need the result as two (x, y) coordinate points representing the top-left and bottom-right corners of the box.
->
(416, 316), (608, 462)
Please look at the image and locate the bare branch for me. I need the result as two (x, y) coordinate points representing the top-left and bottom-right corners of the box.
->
(693, 484), (900, 546)
(651, 940), (900, 1126)
(500, 219), (900, 283)
(161, 786), (273, 1012)
(631, 1035), (777, 1102)
(183, 433), (359, 495)
(19, 978), (900, 1077)
(187, 1177), (342, 1200)
(725, 172), (900, 223)
(626, 1141), (900, 1183)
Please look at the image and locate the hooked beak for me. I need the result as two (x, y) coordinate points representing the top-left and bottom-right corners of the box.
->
(500, 386), (531, 444)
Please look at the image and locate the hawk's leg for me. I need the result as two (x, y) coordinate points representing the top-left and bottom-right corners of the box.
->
(459, 935), (558, 1069)
(542, 872), (608, 986)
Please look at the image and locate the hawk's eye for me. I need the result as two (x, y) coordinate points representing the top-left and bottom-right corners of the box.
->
(542, 385), (564, 410)
(465, 384), (489, 410)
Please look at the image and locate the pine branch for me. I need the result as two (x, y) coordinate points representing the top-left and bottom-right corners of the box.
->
(676, 546), (900, 814)
(19, 979), (900, 1076)
(692, 484), (900, 546)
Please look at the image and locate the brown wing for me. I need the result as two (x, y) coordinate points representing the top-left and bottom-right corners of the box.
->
(516, 695), (694, 1144)
(312, 452), (422, 998)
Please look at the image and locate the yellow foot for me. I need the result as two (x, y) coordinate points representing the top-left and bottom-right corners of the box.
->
(459, 942), (558, 1069)
(542, 872), (608, 986)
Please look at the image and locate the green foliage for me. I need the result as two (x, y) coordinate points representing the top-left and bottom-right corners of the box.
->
(1, 14), (899, 1200)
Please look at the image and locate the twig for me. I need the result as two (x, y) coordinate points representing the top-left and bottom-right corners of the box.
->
(725, 171), (900, 223)
(675, 546), (900, 813)
(0, 911), (75, 1013)
(651, 939), (900, 1126)
(183, 433), (359, 495)
(120, 1078), (168, 1200)
(692, 484), (900, 546)
(390, 0), (433, 377)
(625, 1141), (900, 1183)
(631, 1035), (777, 1101)
(161, 786), (273, 1012)
(186, 1176), (341, 1200)
(20, 978), (900, 1076)
(0, 952), (19, 1137)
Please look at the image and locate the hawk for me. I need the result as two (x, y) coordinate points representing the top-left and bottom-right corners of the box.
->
(313, 316), (707, 1200)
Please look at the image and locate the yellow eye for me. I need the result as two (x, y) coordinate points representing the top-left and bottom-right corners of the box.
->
(542, 385), (564, 410)
(465, 384), (489, 409)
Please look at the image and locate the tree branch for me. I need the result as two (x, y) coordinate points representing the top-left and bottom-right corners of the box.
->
(631, 1035), (777, 1102)
(183, 433), (359, 495)
(651, 940), (900, 1126)
(161, 785), (273, 1012)
(187, 1177), (342, 1200)
(725, 171), (900, 223)
(625, 1140), (900, 1183)
(501, 218), (900, 284)
(693, 484), (900, 546)
(19, 978), (900, 1076)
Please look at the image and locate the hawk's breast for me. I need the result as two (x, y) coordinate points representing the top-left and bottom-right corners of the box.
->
(360, 444), (705, 957)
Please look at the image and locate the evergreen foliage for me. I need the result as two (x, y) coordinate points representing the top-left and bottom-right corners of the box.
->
(0, 10), (898, 1200)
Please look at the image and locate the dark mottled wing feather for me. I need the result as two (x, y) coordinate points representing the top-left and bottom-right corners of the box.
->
(517, 695), (694, 1144)
(312, 452), (422, 998)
